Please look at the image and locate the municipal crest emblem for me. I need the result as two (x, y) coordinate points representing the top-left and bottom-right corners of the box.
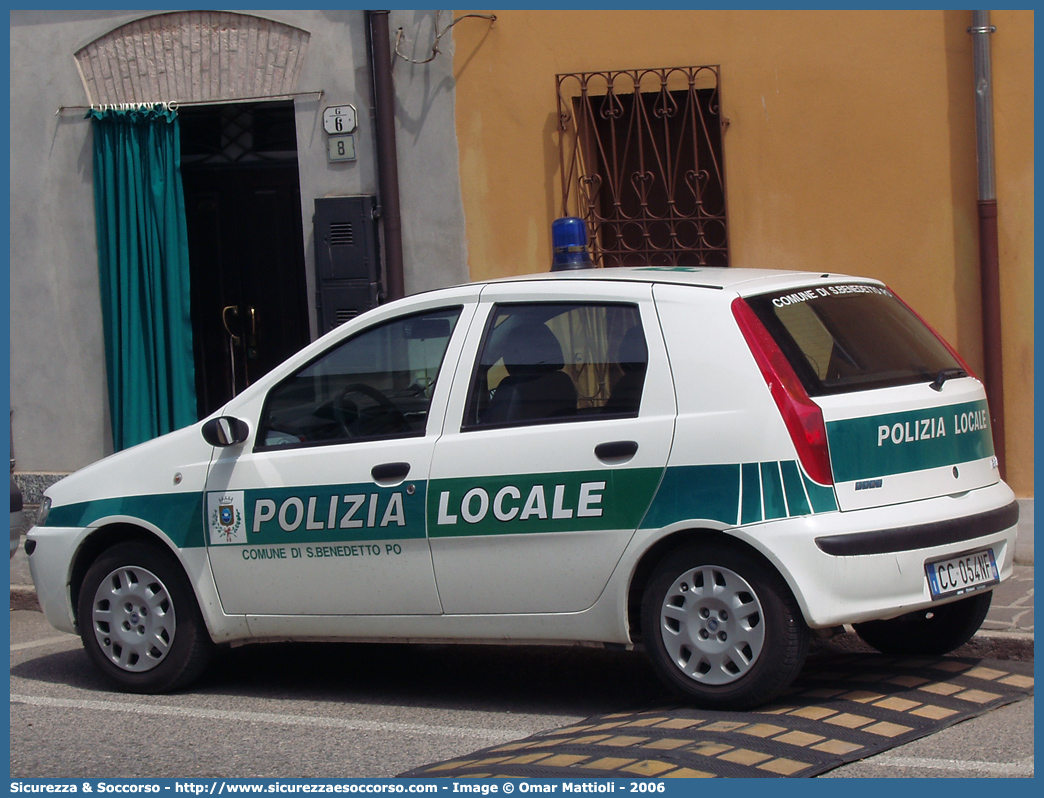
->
(207, 491), (246, 545)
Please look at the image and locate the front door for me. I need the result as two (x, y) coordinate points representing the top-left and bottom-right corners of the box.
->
(180, 102), (311, 418)
(203, 298), (475, 617)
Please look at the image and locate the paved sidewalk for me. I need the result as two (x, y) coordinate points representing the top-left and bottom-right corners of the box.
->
(979, 563), (1034, 638)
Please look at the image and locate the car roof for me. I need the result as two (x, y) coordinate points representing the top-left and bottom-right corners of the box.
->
(477, 266), (881, 295)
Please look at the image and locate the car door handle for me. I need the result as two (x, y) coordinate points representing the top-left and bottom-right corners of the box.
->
(595, 440), (639, 462)
(371, 462), (411, 483)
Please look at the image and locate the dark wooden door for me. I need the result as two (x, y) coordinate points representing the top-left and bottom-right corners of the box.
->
(183, 166), (310, 418)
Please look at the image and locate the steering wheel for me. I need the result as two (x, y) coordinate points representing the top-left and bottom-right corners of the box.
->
(333, 383), (410, 438)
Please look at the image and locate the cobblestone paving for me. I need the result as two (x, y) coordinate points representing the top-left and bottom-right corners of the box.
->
(980, 564), (1034, 635)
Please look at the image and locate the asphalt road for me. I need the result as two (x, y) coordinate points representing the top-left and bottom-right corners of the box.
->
(8, 608), (1034, 779)
(9, 608), (671, 779)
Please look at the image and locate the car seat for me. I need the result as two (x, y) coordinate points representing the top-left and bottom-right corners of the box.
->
(481, 322), (578, 425)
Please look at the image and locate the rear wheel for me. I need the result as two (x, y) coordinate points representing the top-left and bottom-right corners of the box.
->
(641, 543), (808, 709)
(77, 542), (213, 693)
(853, 590), (992, 656)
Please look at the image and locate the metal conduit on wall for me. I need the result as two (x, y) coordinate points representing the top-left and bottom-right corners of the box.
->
(367, 10), (406, 302)
(968, 10), (1006, 477)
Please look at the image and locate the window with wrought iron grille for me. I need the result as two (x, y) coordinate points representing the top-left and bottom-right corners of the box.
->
(557, 66), (728, 267)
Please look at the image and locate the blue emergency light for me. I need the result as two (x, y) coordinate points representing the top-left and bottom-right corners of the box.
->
(551, 217), (593, 271)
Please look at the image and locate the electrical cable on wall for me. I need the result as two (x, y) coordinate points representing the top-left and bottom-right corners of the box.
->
(394, 10), (496, 65)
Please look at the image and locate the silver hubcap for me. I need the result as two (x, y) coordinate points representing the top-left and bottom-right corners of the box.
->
(90, 565), (176, 672)
(659, 564), (765, 685)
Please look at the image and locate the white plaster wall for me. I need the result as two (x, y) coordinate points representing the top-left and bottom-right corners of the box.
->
(10, 12), (118, 474)
(9, 9), (468, 473)
(388, 9), (471, 296)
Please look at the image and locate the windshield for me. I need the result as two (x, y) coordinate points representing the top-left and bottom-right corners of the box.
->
(745, 284), (964, 396)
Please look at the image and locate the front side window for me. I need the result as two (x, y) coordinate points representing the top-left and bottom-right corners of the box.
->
(257, 307), (462, 449)
(746, 285), (964, 396)
(464, 303), (646, 429)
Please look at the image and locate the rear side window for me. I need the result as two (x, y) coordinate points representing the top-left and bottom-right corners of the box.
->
(745, 284), (964, 396)
(463, 302), (646, 429)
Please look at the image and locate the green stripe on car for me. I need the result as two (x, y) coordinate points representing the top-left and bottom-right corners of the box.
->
(642, 461), (835, 528)
(427, 468), (663, 537)
(43, 459), (838, 548)
(827, 399), (994, 483)
(43, 493), (206, 549)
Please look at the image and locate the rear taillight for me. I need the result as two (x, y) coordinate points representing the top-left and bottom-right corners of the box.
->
(731, 297), (833, 486)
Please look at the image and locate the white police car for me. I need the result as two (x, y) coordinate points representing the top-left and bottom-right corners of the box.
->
(27, 266), (1018, 708)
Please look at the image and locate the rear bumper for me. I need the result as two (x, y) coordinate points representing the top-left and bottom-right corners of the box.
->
(737, 480), (1018, 628)
(814, 500), (1019, 556)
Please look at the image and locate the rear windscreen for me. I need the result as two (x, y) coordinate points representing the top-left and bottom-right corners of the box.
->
(746, 284), (964, 396)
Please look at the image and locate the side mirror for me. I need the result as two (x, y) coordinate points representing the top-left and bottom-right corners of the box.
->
(201, 417), (250, 447)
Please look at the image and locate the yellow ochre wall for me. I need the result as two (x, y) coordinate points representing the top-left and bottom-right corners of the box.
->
(452, 9), (1033, 497)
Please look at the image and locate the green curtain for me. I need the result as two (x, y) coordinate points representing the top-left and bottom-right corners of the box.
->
(89, 105), (197, 451)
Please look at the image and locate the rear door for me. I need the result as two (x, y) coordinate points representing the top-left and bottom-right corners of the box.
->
(744, 282), (998, 511)
(427, 280), (676, 614)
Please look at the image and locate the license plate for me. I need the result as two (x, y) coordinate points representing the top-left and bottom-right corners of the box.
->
(925, 548), (999, 600)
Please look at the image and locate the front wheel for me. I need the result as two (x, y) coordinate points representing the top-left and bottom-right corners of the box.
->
(641, 543), (808, 709)
(853, 590), (992, 656)
(77, 542), (213, 693)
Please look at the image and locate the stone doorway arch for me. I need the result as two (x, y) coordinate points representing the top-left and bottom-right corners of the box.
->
(74, 10), (310, 106)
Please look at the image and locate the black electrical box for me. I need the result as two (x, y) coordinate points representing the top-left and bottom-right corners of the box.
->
(314, 196), (382, 333)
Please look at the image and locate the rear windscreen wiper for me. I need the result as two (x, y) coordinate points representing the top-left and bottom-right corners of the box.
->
(930, 367), (968, 391)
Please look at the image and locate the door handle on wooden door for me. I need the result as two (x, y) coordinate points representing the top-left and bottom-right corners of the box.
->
(221, 305), (241, 396)
(245, 306), (259, 366)
(221, 305), (241, 344)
